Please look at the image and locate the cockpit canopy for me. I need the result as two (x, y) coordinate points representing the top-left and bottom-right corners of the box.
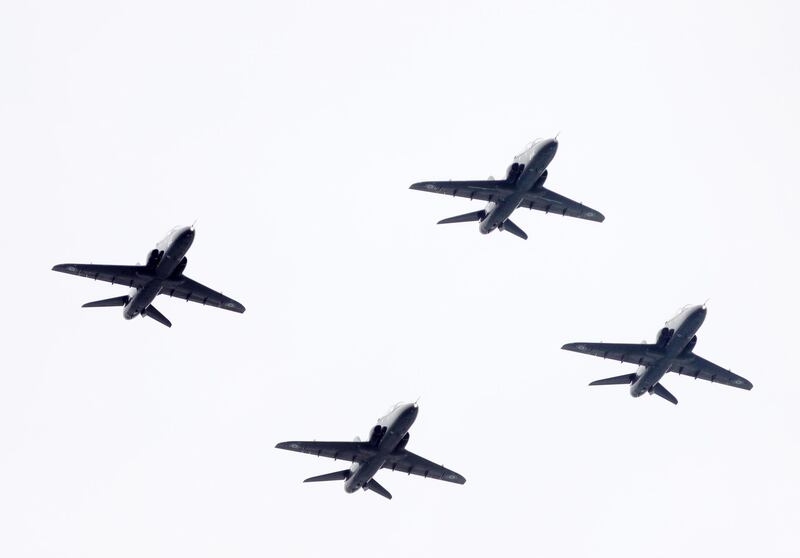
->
(386, 402), (406, 415)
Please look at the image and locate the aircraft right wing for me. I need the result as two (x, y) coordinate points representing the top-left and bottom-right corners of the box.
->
(160, 275), (246, 313)
(52, 263), (149, 288)
(275, 441), (376, 463)
(561, 342), (662, 366)
(670, 354), (753, 390)
(521, 187), (605, 222)
(382, 450), (466, 484)
(410, 180), (514, 203)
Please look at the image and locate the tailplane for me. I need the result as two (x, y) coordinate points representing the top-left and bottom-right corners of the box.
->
(499, 218), (528, 240)
(303, 470), (351, 483)
(589, 373), (637, 386)
(650, 382), (678, 405)
(437, 210), (486, 225)
(143, 305), (172, 328)
(82, 295), (130, 308)
(365, 478), (392, 500)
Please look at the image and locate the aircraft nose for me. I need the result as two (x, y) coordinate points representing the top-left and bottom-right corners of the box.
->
(542, 138), (558, 155)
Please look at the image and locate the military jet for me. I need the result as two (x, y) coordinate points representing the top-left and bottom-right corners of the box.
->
(52, 225), (245, 327)
(409, 137), (605, 239)
(562, 304), (752, 405)
(276, 402), (465, 500)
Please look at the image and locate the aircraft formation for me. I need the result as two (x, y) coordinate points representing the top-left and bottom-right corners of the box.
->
(52, 136), (752, 499)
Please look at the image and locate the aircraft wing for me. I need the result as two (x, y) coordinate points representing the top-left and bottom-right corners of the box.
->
(522, 187), (605, 222)
(561, 342), (661, 366)
(671, 354), (753, 390)
(410, 180), (514, 203)
(160, 275), (246, 313)
(382, 450), (466, 484)
(275, 441), (376, 463)
(52, 263), (149, 288)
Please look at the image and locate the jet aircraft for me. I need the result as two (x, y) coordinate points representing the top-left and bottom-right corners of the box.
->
(52, 225), (245, 327)
(409, 137), (605, 239)
(276, 402), (465, 500)
(561, 304), (752, 404)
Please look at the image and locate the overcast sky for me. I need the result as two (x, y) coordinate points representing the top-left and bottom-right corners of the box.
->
(1, 1), (799, 557)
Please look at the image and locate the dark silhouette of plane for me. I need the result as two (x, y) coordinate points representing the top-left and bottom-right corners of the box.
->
(52, 225), (245, 327)
(410, 137), (604, 239)
(276, 402), (465, 500)
(562, 304), (752, 404)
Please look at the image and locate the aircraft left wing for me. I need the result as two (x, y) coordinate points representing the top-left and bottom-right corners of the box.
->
(671, 354), (753, 390)
(561, 342), (661, 366)
(410, 180), (514, 203)
(52, 263), (149, 288)
(522, 187), (605, 222)
(275, 441), (376, 463)
(382, 450), (466, 484)
(160, 275), (246, 313)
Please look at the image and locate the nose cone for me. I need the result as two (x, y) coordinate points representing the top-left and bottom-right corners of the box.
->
(401, 403), (419, 424)
(539, 137), (559, 158)
(689, 304), (707, 326)
(692, 304), (707, 317)
(180, 227), (195, 245)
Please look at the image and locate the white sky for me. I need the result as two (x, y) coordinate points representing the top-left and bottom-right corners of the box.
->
(1, 1), (799, 557)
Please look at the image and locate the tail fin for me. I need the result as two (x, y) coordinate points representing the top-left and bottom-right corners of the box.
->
(437, 210), (486, 224)
(365, 478), (392, 500)
(589, 373), (637, 386)
(143, 305), (172, 328)
(82, 295), (130, 308)
(303, 470), (351, 483)
(650, 382), (678, 405)
(500, 218), (527, 240)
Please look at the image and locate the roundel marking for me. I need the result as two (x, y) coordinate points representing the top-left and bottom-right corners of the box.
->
(68, 266), (77, 272)
(576, 344), (587, 351)
(291, 443), (300, 449)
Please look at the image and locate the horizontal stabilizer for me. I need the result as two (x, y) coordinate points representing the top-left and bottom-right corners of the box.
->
(143, 305), (172, 328)
(303, 470), (350, 483)
(82, 295), (130, 308)
(650, 382), (678, 405)
(365, 478), (392, 499)
(589, 373), (637, 386)
(437, 210), (486, 225)
(500, 218), (528, 240)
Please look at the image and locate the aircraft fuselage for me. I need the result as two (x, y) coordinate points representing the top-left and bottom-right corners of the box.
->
(344, 403), (418, 493)
(630, 305), (707, 397)
(479, 138), (558, 234)
(123, 226), (195, 319)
